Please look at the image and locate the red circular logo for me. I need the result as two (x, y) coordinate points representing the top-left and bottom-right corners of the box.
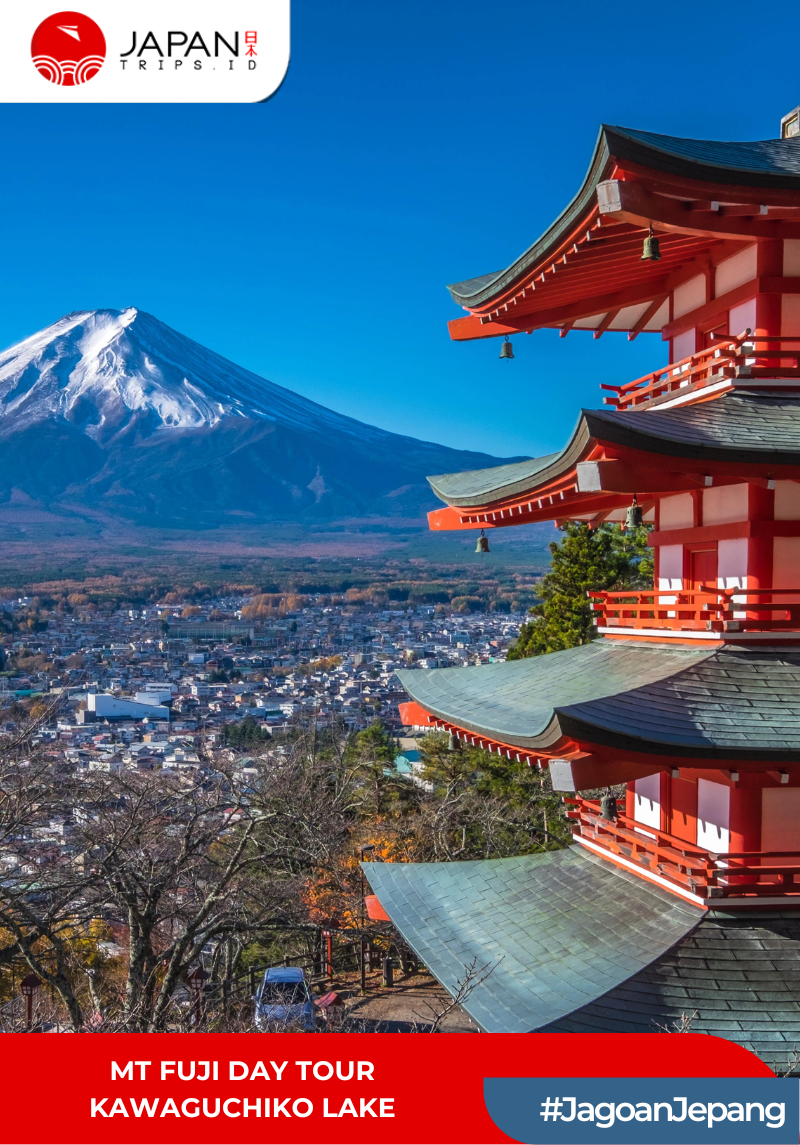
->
(31, 11), (106, 86)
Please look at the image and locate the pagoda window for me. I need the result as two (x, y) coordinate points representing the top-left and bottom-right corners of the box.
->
(771, 538), (800, 611)
(773, 482), (800, 605)
(775, 482), (800, 520)
(718, 538), (748, 596)
(696, 778), (730, 853)
(729, 298), (756, 336)
(783, 239), (800, 276)
(672, 328), (696, 362)
(761, 787), (800, 854)
(780, 244), (800, 335)
(659, 493), (694, 530)
(715, 246), (757, 296)
(781, 294), (800, 335)
(703, 484), (749, 525)
(673, 275), (707, 319)
(657, 544), (683, 601)
(633, 772), (661, 837)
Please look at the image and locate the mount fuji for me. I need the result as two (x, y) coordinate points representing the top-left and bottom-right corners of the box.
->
(0, 308), (520, 531)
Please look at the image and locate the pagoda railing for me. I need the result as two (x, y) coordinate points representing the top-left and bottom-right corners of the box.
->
(589, 586), (800, 633)
(601, 330), (800, 411)
(565, 796), (800, 900)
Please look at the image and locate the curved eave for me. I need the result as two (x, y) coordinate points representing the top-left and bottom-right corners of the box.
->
(556, 712), (800, 763)
(448, 125), (800, 312)
(397, 643), (712, 752)
(361, 848), (703, 1034)
(427, 394), (800, 511)
(607, 125), (800, 189)
(397, 643), (800, 761)
(585, 403), (800, 467)
(427, 417), (588, 508)
(446, 125), (613, 310)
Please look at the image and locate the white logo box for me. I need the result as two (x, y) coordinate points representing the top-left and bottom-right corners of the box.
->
(0, 1), (290, 103)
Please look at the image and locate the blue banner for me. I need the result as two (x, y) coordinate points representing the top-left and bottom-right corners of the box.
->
(483, 1077), (799, 1144)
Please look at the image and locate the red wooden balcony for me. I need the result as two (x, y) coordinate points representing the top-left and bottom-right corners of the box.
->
(565, 796), (800, 902)
(589, 587), (800, 634)
(601, 330), (800, 411)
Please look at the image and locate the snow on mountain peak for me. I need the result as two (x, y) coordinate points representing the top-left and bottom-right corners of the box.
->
(0, 308), (520, 528)
(0, 307), (392, 446)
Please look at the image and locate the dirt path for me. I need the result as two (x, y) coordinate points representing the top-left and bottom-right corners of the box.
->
(322, 969), (481, 1033)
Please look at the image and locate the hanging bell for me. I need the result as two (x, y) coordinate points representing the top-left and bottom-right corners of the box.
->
(475, 529), (490, 554)
(499, 336), (514, 360)
(641, 225), (661, 261)
(625, 494), (643, 530)
(600, 789), (618, 821)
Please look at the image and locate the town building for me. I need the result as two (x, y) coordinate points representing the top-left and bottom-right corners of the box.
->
(0, 585), (519, 769)
(365, 114), (800, 1066)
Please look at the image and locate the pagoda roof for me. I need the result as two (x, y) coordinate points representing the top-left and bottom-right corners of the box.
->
(397, 642), (800, 760)
(542, 909), (800, 1071)
(365, 848), (800, 1057)
(446, 125), (800, 340)
(604, 126), (800, 182)
(428, 392), (800, 511)
(362, 846), (701, 1033)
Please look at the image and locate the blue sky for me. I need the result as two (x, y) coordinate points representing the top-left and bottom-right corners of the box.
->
(0, 0), (798, 459)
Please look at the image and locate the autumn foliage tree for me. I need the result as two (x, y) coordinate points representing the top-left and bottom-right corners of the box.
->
(0, 714), (574, 1031)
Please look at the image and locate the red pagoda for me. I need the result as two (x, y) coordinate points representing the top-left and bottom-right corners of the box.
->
(364, 115), (800, 1063)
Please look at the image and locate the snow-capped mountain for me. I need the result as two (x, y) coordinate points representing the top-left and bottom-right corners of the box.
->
(0, 308), (520, 527)
(0, 307), (431, 442)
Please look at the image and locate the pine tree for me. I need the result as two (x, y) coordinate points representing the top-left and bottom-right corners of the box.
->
(343, 720), (418, 817)
(507, 521), (652, 658)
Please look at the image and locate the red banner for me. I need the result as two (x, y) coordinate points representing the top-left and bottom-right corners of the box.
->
(0, 1032), (773, 1144)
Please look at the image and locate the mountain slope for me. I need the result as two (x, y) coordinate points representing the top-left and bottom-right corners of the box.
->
(0, 308), (523, 527)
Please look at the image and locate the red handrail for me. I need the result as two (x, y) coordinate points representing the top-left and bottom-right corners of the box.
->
(602, 330), (800, 411)
(566, 797), (800, 899)
(588, 587), (800, 633)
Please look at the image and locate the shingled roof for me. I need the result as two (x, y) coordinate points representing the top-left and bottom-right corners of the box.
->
(397, 641), (800, 760)
(448, 125), (800, 309)
(365, 848), (800, 1070)
(363, 847), (702, 1034)
(542, 910), (800, 1074)
(427, 392), (800, 508)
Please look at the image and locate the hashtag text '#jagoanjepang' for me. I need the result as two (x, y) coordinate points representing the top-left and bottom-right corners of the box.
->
(539, 1096), (786, 1130)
